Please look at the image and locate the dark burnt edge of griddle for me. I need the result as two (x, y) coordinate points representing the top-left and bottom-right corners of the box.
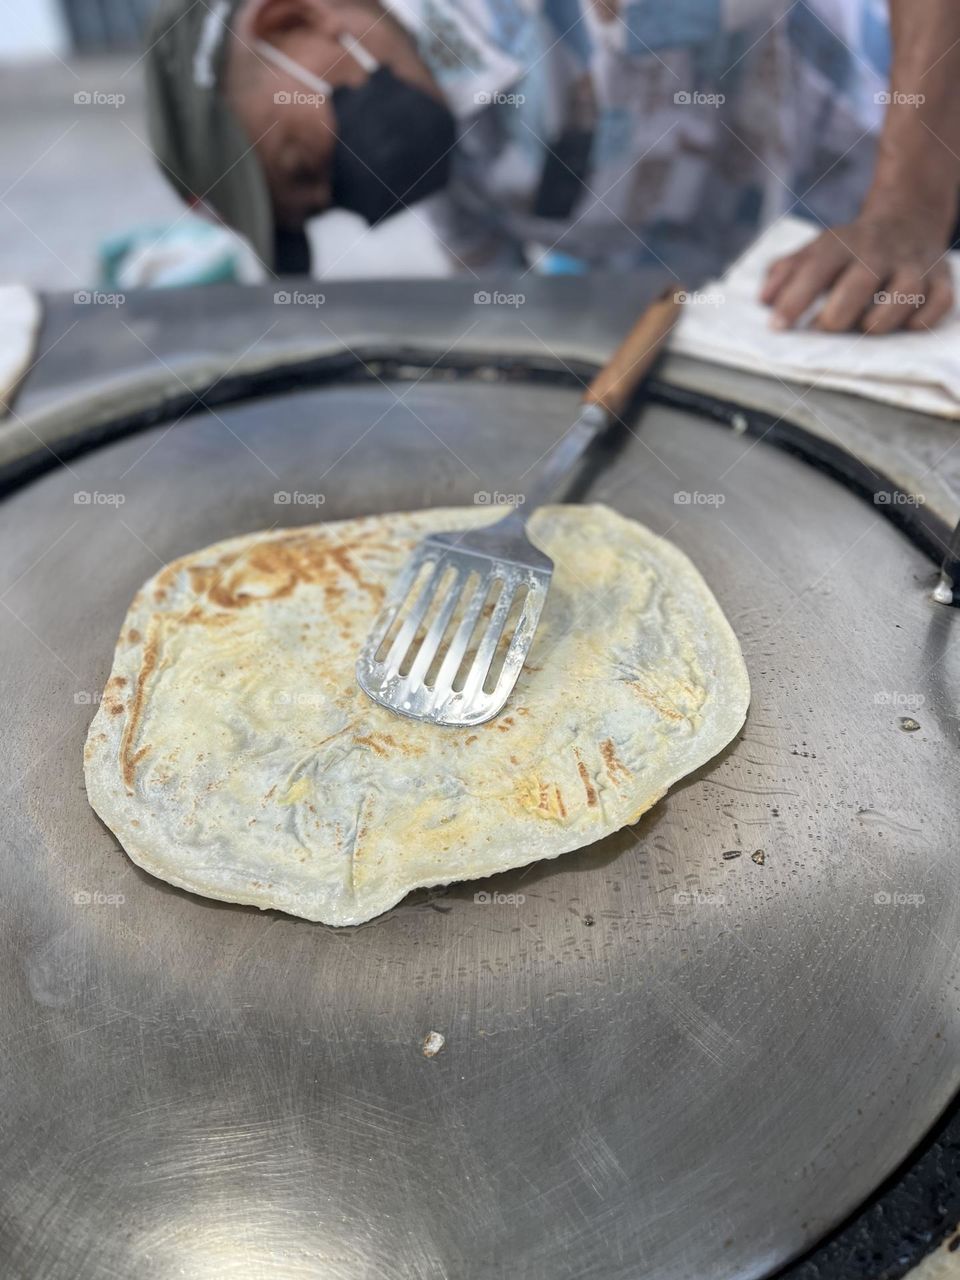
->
(771, 1084), (960, 1280)
(2, 346), (954, 580)
(4, 340), (959, 1275)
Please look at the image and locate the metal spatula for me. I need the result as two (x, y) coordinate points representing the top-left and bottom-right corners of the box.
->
(356, 290), (682, 726)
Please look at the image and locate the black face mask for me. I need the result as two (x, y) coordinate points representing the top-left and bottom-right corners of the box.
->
(330, 68), (457, 225)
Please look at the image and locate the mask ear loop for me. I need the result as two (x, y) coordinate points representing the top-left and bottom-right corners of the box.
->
(254, 38), (334, 95)
(253, 33), (380, 95)
(338, 33), (379, 74)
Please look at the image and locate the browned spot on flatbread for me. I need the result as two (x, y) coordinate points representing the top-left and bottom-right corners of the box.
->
(516, 775), (568, 821)
(108, 676), (127, 689)
(355, 732), (423, 758)
(181, 605), (238, 627)
(628, 682), (684, 721)
(120, 631), (159, 792)
(485, 714), (515, 733)
(186, 533), (386, 614)
(326, 544), (385, 604)
(601, 738), (631, 782)
(126, 746), (151, 781)
(127, 629), (141, 644)
(574, 751), (598, 807)
(109, 702), (124, 716)
(539, 784), (567, 819)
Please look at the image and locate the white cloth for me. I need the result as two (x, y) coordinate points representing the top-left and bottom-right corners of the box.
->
(0, 285), (41, 415)
(671, 216), (960, 420)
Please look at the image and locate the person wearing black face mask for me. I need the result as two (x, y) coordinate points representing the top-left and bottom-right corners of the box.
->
(145, 0), (960, 332)
(251, 29), (457, 229)
(144, 0), (458, 274)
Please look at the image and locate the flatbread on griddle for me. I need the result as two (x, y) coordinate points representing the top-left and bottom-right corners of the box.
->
(84, 505), (749, 925)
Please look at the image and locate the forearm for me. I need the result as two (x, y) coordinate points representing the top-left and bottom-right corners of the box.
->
(865, 0), (960, 231)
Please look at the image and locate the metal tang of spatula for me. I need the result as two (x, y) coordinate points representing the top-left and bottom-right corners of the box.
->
(356, 289), (683, 726)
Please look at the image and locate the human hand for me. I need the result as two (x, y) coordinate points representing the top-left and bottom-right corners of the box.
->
(760, 207), (955, 334)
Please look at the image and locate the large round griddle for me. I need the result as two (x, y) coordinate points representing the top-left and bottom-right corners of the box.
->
(3, 352), (960, 1279)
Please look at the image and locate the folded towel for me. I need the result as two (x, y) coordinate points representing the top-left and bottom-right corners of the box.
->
(671, 216), (960, 419)
(0, 286), (42, 417)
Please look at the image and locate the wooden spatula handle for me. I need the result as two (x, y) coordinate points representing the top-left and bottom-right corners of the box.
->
(583, 287), (683, 418)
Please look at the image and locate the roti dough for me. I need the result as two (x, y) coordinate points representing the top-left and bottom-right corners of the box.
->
(84, 505), (750, 925)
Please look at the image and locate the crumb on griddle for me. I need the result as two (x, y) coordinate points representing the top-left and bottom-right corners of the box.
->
(422, 1031), (445, 1058)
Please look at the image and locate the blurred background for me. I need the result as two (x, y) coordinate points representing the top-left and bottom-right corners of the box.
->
(0, 0), (448, 289)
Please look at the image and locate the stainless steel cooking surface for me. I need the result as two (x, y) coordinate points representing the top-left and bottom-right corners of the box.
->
(3, 372), (959, 1279)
